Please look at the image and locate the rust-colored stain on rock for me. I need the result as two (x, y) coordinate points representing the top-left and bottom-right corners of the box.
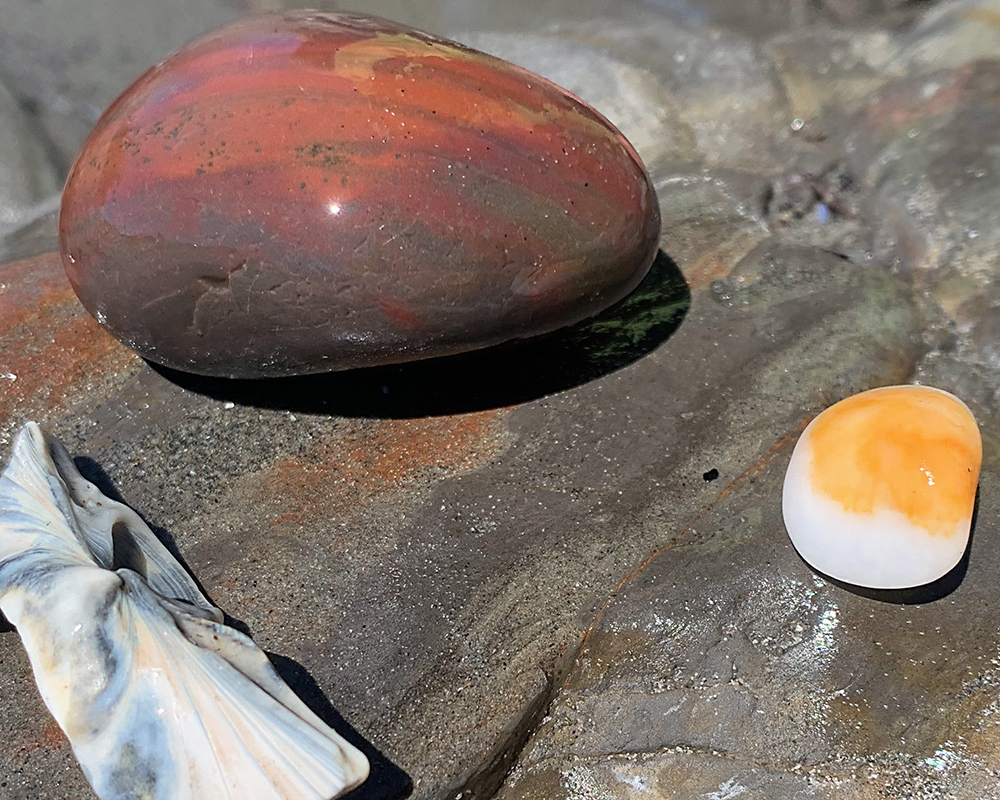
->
(9, 720), (69, 762)
(681, 229), (766, 290)
(261, 411), (510, 527)
(0, 254), (138, 428)
(862, 62), (975, 134)
(38, 721), (68, 752)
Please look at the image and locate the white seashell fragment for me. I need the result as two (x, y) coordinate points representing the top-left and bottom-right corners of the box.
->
(0, 422), (369, 800)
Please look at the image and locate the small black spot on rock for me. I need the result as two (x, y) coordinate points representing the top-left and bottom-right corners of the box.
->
(703, 468), (719, 482)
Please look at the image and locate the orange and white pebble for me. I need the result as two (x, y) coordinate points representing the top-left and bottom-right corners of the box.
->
(782, 385), (982, 589)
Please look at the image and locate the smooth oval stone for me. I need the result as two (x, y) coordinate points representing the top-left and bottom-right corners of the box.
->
(782, 385), (982, 589)
(59, 11), (660, 378)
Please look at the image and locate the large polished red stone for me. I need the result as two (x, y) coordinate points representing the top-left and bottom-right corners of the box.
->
(59, 11), (661, 378)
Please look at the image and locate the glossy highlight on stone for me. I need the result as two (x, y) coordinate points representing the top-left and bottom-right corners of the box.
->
(782, 385), (982, 589)
(58, 11), (661, 378)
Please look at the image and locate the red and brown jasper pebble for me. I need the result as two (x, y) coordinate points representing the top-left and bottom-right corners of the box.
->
(59, 11), (661, 378)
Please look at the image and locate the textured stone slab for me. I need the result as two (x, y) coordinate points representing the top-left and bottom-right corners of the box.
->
(0, 238), (917, 799)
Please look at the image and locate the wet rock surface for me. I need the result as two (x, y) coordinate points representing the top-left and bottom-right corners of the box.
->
(499, 459), (1000, 800)
(4, 1), (1000, 799)
(0, 81), (60, 240)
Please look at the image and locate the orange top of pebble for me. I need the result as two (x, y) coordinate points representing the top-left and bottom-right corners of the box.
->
(808, 385), (981, 538)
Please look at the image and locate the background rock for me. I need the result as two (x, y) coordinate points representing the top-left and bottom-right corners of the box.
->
(899, 0), (1000, 72)
(0, 0), (241, 175)
(499, 454), (1000, 800)
(457, 32), (700, 174)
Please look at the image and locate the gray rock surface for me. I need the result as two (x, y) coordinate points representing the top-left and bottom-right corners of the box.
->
(499, 456), (1000, 799)
(0, 81), (59, 239)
